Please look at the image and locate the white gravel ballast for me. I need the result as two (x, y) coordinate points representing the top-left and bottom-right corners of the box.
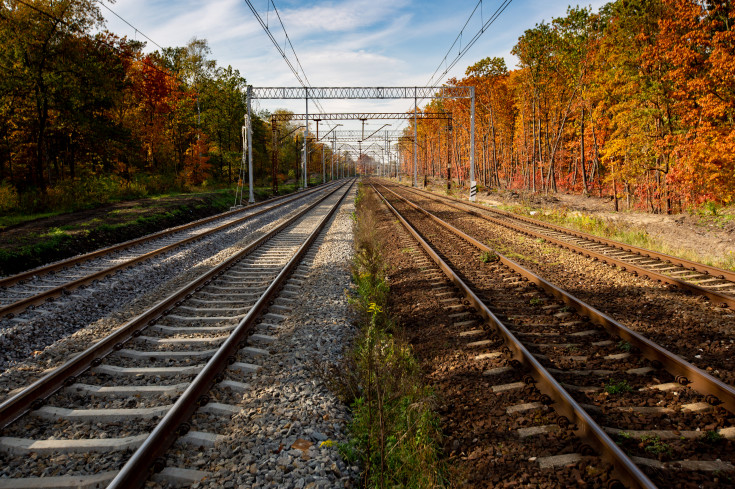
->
(164, 186), (359, 489)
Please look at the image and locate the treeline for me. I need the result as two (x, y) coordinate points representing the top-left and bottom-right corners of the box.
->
(0, 0), (342, 214)
(405, 0), (735, 212)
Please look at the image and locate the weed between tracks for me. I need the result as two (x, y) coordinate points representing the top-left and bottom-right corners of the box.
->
(333, 185), (446, 488)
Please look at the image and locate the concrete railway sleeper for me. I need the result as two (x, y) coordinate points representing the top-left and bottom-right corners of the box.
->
(373, 182), (735, 489)
(388, 182), (735, 309)
(0, 181), (341, 319)
(0, 179), (355, 488)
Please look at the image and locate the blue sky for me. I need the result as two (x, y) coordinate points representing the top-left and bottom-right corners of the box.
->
(102, 0), (608, 131)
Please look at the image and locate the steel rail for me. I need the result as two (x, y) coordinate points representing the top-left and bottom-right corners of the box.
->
(392, 183), (735, 308)
(371, 183), (653, 489)
(0, 182), (334, 289)
(378, 182), (735, 414)
(108, 179), (356, 488)
(0, 180), (351, 431)
(0, 182), (339, 319)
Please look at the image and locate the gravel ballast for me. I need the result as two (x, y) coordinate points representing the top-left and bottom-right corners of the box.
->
(0, 188), (337, 399)
(171, 185), (359, 489)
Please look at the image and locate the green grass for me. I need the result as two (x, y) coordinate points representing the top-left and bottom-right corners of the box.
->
(479, 250), (499, 263)
(700, 430), (724, 444)
(0, 181), (319, 276)
(0, 211), (64, 230)
(641, 435), (672, 456)
(0, 191), (237, 276)
(604, 379), (633, 395)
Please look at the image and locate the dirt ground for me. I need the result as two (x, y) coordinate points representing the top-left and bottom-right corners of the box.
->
(405, 178), (735, 267)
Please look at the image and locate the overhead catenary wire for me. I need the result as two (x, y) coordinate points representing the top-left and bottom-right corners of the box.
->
(426, 0), (514, 87)
(242, 0), (332, 129)
(397, 0), (513, 132)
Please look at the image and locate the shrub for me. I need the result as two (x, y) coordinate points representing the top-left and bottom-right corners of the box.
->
(0, 181), (18, 212)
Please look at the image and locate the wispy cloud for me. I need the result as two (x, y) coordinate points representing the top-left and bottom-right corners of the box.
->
(273, 0), (410, 35)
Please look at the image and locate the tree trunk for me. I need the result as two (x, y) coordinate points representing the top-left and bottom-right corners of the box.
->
(531, 99), (537, 193)
(580, 105), (588, 194)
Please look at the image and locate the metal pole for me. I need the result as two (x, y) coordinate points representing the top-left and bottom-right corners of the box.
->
(246, 86), (255, 203)
(303, 90), (308, 188)
(331, 134), (335, 181)
(238, 126), (246, 206)
(271, 120), (278, 195)
(413, 87), (418, 187)
(322, 145), (325, 184)
(470, 86), (476, 202)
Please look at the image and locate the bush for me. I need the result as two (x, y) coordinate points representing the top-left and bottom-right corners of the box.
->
(0, 181), (18, 212)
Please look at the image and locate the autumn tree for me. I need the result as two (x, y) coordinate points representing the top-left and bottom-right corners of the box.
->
(654, 0), (735, 206)
(0, 0), (106, 196)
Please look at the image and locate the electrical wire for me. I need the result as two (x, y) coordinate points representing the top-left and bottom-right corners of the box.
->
(12, 0), (182, 84)
(242, 0), (309, 88)
(267, 1), (331, 121)
(96, 1), (165, 51)
(396, 0), (513, 132)
(426, 0), (514, 87)
(242, 0), (331, 129)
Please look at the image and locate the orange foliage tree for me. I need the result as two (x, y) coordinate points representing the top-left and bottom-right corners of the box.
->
(399, 0), (735, 212)
(182, 133), (213, 186)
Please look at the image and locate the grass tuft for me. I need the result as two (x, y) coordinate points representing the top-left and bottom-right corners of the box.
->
(604, 379), (633, 395)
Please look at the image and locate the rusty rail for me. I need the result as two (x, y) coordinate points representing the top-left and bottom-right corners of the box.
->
(372, 183), (655, 489)
(107, 179), (355, 488)
(0, 180), (352, 431)
(0, 181), (340, 319)
(378, 182), (735, 414)
(391, 182), (735, 308)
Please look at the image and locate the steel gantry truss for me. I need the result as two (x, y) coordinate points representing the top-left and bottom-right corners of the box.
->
(243, 86), (476, 200)
(270, 112), (452, 121)
(250, 86), (473, 100)
(328, 130), (405, 141)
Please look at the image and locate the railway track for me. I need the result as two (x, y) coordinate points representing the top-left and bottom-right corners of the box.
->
(0, 182), (338, 319)
(388, 182), (735, 309)
(0, 179), (354, 488)
(372, 182), (735, 489)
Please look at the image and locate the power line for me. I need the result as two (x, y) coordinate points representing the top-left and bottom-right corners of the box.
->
(242, 0), (330, 123)
(397, 0), (513, 131)
(96, 1), (165, 51)
(267, 1), (330, 118)
(242, 0), (308, 89)
(12, 0), (181, 84)
(426, 0), (514, 87)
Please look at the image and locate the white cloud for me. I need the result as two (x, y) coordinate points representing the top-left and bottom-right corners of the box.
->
(272, 0), (410, 36)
